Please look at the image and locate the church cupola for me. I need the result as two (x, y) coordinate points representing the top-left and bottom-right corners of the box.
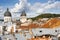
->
(20, 10), (26, 16)
(20, 10), (27, 23)
(4, 8), (12, 22)
(4, 8), (11, 17)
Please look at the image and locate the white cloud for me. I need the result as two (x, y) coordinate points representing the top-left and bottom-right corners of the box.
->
(0, 7), (3, 12)
(0, 9), (2, 12)
(0, 7), (4, 19)
(11, 0), (28, 12)
(10, 0), (60, 17)
(32, 1), (60, 13)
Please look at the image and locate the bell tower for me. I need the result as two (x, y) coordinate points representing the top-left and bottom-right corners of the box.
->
(20, 10), (27, 23)
(4, 8), (12, 23)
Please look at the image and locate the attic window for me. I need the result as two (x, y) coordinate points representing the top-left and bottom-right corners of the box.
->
(16, 30), (18, 33)
(40, 30), (42, 32)
(55, 30), (57, 32)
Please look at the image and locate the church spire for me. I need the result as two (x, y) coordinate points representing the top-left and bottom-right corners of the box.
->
(7, 8), (9, 11)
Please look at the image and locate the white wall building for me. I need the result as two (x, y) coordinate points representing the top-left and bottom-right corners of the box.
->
(0, 25), (3, 35)
(4, 8), (12, 23)
(20, 10), (27, 23)
(3, 8), (17, 34)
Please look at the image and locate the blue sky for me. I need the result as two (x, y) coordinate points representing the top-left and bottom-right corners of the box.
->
(0, 0), (18, 6)
(0, 0), (59, 6)
(0, 0), (47, 5)
(0, 0), (60, 18)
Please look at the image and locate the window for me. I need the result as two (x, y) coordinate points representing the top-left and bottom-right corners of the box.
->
(40, 30), (42, 32)
(55, 30), (57, 32)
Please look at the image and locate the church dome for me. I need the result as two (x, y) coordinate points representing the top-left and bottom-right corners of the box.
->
(4, 8), (11, 17)
(21, 10), (26, 16)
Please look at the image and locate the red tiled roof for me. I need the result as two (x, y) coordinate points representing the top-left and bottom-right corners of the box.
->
(41, 18), (60, 28)
(18, 23), (39, 30)
(16, 18), (60, 30)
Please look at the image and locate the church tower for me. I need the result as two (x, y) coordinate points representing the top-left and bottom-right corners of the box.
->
(4, 8), (12, 23)
(20, 10), (27, 23)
